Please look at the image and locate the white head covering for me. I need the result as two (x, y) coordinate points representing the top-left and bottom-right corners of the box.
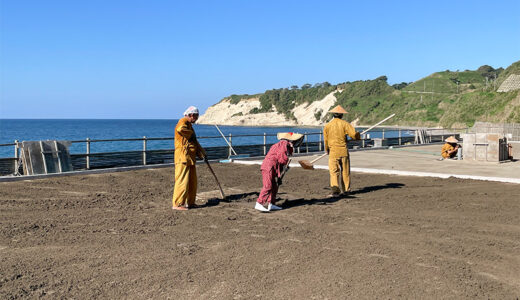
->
(183, 106), (199, 116)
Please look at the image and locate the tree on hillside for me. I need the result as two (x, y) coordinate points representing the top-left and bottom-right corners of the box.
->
(477, 65), (495, 73)
(392, 82), (409, 90)
(301, 83), (312, 89)
(291, 85), (299, 89)
(478, 65), (498, 79)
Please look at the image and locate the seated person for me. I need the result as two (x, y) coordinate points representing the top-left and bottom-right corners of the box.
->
(441, 136), (460, 159)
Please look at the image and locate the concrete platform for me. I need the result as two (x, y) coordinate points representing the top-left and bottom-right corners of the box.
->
(235, 145), (520, 184)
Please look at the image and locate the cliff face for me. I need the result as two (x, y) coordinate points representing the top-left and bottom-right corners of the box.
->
(198, 91), (338, 126)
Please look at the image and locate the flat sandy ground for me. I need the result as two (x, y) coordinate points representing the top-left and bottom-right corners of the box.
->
(1, 163), (519, 299)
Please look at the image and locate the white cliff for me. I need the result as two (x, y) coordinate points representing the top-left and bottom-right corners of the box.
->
(292, 91), (338, 126)
(198, 90), (341, 126)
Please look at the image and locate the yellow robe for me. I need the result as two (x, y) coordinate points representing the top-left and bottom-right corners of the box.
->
(172, 117), (205, 207)
(324, 118), (360, 194)
(441, 143), (456, 159)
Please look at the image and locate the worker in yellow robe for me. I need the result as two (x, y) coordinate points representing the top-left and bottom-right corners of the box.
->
(172, 106), (206, 211)
(441, 136), (460, 159)
(323, 105), (360, 197)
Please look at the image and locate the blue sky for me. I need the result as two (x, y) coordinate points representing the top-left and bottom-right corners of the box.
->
(1, 0), (519, 119)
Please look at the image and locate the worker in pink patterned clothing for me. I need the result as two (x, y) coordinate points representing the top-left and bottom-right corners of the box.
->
(255, 132), (304, 212)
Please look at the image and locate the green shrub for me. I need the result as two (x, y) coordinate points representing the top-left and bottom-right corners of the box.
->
(314, 110), (322, 121)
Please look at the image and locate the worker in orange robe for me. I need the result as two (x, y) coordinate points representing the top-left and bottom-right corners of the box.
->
(323, 105), (360, 197)
(441, 136), (460, 159)
(172, 106), (206, 211)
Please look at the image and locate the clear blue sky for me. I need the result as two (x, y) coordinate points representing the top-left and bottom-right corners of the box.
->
(1, 0), (519, 119)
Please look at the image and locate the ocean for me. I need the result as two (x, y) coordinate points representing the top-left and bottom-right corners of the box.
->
(0, 119), (409, 158)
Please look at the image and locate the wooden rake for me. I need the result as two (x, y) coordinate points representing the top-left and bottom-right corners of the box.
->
(298, 114), (395, 170)
(203, 159), (226, 200)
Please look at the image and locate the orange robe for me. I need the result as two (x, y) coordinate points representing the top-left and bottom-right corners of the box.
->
(324, 118), (360, 194)
(172, 117), (205, 207)
(441, 143), (457, 159)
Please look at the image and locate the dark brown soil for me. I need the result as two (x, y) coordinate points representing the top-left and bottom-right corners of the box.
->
(1, 163), (519, 299)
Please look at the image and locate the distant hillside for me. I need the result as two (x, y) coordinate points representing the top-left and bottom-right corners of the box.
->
(199, 60), (520, 128)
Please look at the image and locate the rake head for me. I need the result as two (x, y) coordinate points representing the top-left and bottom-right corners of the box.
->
(298, 160), (315, 170)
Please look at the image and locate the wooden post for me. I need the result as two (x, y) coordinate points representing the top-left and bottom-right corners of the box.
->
(143, 136), (147, 165)
(14, 140), (19, 173)
(318, 130), (322, 152)
(54, 141), (62, 173)
(39, 141), (48, 174)
(305, 132), (308, 153)
(86, 138), (91, 170)
(382, 128), (385, 139)
(228, 133), (232, 157)
(398, 129), (401, 145)
(263, 133), (266, 155)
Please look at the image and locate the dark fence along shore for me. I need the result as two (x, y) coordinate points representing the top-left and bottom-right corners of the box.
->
(0, 128), (467, 176)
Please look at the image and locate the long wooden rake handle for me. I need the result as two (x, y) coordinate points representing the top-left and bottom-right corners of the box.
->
(204, 159), (226, 200)
(308, 114), (396, 164)
(310, 153), (328, 164)
(360, 114), (395, 135)
(215, 125), (238, 156)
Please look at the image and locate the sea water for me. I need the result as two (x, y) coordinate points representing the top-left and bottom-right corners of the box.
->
(0, 119), (411, 158)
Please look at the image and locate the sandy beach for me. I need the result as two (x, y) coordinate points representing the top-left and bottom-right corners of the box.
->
(1, 163), (519, 299)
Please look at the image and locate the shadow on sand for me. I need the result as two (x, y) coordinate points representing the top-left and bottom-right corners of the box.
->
(281, 194), (354, 209)
(201, 183), (404, 210)
(203, 191), (259, 207)
(350, 183), (405, 195)
(280, 182), (405, 210)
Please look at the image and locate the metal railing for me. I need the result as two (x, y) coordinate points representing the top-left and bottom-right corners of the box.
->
(0, 128), (466, 175)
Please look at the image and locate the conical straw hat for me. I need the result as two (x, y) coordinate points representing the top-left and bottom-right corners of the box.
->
(445, 136), (458, 143)
(277, 132), (304, 141)
(328, 105), (348, 114)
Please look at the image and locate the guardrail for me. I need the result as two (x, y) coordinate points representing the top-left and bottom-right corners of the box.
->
(0, 128), (467, 176)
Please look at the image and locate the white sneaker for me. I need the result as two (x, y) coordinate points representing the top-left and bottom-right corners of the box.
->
(268, 203), (282, 211)
(255, 202), (269, 212)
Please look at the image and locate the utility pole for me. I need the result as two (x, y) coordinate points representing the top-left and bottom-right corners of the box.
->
(432, 79), (434, 101)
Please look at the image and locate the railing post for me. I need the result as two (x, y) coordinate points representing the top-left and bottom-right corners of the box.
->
(228, 133), (232, 157)
(143, 136), (147, 165)
(305, 132), (308, 153)
(382, 128), (385, 139)
(398, 129), (401, 145)
(319, 131), (322, 151)
(86, 138), (91, 170)
(263, 133), (266, 155)
(14, 140), (19, 173)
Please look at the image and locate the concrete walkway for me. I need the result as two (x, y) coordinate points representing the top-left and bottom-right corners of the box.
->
(235, 145), (520, 184)
(3, 144), (519, 184)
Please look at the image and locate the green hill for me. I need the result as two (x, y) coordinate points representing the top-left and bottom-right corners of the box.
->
(219, 60), (520, 127)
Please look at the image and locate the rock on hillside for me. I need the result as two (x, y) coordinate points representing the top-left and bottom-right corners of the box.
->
(198, 91), (339, 126)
